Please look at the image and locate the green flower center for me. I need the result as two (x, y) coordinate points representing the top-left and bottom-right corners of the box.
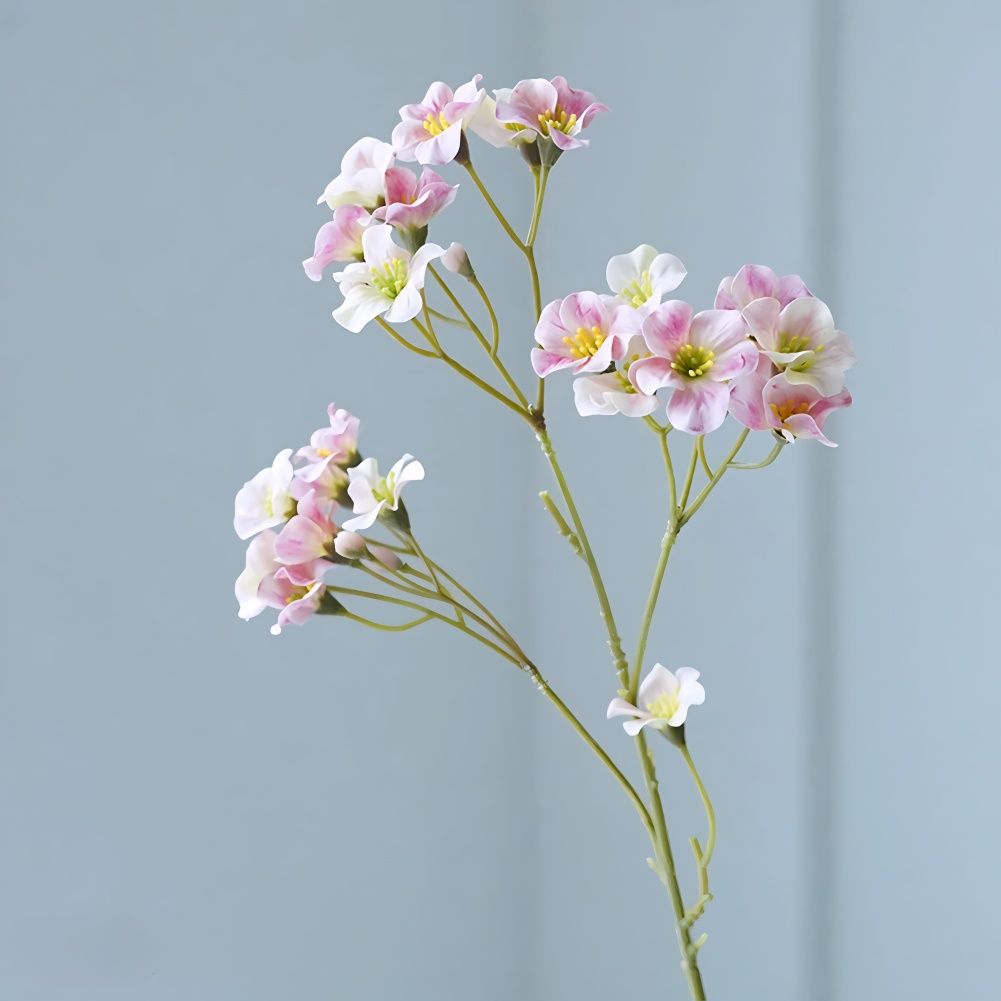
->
(621, 270), (654, 307)
(537, 103), (577, 136)
(670, 344), (715, 379)
(562, 325), (605, 360)
(285, 585), (309, 605)
(647, 691), (680, 721)
(371, 471), (397, 505)
(370, 259), (408, 298)
(264, 487), (295, 520)
(423, 111), (451, 136)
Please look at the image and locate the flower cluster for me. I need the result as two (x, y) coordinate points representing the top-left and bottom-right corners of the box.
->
(537, 259), (855, 441)
(303, 74), (606, 333)
(233, 404), (421, 634)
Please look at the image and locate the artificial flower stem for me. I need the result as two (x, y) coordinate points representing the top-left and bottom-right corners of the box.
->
(531, 667), (655, 842)
(341, 610), (434, 632)
(419, 559), (515, 647)
(525, 164), (550, 247)
(461, 160), (525, 250)
(537, 429), (629, 688)
(539, 490), (584, 559)
(697, 435), (713, 479)
(636, 733), (708, 1000)
(680, 743), (716, 869)
(426, 306), (471, 329)
(677, 437), (702, 514)
(428, 266), (529, 408)
(680, 428), (750, 526)
(628, 523), (679, 701)
(728, 440), (786, 470)
(469, 276), (501, 356)
(374, 317), (439, 358)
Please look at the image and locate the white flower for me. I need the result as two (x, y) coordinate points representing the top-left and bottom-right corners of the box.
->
(235, 530), (281, 619)
(332, 225), (444, 333)
(607, 664), (705, 734)
(317, 137), (395, 210)
(234, 448), (297, 540)
(606, 245), (687, 315)
(342, 454), (425, 531)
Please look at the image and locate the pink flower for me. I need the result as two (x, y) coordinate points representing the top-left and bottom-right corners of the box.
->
(258, 569), (327, 636)
(343, 454), (424, 531)
(294, 404), (360, 494)
(392, 75), (486, 165)
(273, 490), (339, 579)
(715, 264), (812, 311)
(573, 335), (658, 417)
(317, 137), (395, 210)
(531, 292), (638, 378)
(742, 295), (855, 396)
(235, 530), (282, 620)
(730, 370), (852, 446)
(371, 166), (458, 232)
(629, 301), (757, 434)
(332, 224), (444, 332)
(607, 665), (705, 734)
(303, 205), (371, 281)
(494, 76), (607, 152)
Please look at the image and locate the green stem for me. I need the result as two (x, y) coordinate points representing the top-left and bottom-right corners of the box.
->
(469, 276), (501, 355)
(628, 524), (679, 700)
(728, 439), (786, 470)
(525, 164), (550, 247)
(697, 434), (713, 479)
(426, 306), (470, 329)
(374, 316), (438, 358)
(341, 610), (433, 632)
(680, 428), (750, 526)
(680, 744), (716, 869)
(462, 161), (525, 250)
(677, 436), (702, 514)
(536, 428), (629, 688)
(637, 733), (707, 1000)
(429, 266), (529, 409)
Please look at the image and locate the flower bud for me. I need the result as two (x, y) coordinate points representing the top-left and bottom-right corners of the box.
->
(369, 545), (403, 571)
(334, 531), (368, 560)
(442, 242), (474, 279)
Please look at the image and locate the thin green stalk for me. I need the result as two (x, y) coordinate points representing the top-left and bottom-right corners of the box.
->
(469, 276), (501, 355)
(341, 610), (433, 632)
(462, 160), (525, 249)
(525, 164), (550, 247)
(680, 744), (716, 869)
(374, 316), (438, 358)
(628, 524), (679, 700)
(680, 428), (750, 526)
(728, 439), (786, 470)
(677, 436), (702, 513)
(697, 434), (713, 479)
(426, 306), (470, 329)
(428, 266), (529, 409)
(537, 428), (629, 688)
(637, 733), (707, 1000)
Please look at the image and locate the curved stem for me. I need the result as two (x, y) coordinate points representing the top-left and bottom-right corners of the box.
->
(374, 316), (438, 358)
(697, 434), (713, 479)
(680, 744), (716, 869)
(341, 610), (433, 632)
(680, 428), (750, 526)
(525, 164), (550, 247)
(469, 276), (501, 356)
(728, 439), (786, 470)
(426, 306), (470, 329)
(678, 436), (702, 513)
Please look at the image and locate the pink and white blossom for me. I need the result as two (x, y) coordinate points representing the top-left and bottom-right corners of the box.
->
(629, 301), (757, 434)
(493, 76), (607, 152)
(606, 246), (686, 315)
(442, 242), (473, 278)
(573, 336), (657, 417)
(343, 454), (424, 531)
(273, 490), (339, 578)
(332, 224), (444, 332)
(371, 166), (458, 232)
(234, 448), (297, 540)
(715, 264), (812, 311)
(730, 370), (852, 446)
(317, 137), (395, 210)
(607, 665), (705, 734)
(303, 205), (371, 281)
(258, 569), (327, 636)
(531, 292), (638, 378)
(295, 404), (360, 491)
(235, 530), (282, 620)
(392, 75), (486, 165)
(742, 295), (855, 396)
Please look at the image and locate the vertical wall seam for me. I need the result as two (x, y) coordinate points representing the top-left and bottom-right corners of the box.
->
(806, 0), (843, 998)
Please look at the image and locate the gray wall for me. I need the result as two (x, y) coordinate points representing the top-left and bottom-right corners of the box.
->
(2, 2), (998, 999)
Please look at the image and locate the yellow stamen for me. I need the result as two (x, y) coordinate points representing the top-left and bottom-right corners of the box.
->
(770, 398), (812, 423)
(422, 111), (451, 136)
(669, 344), (715, 380)
(561, 325), (606, 360)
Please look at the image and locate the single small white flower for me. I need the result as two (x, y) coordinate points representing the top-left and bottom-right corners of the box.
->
(235, 530), (281, 620)
(234, 448), (297, 540)
(607, 664), (705, 734)
(342, 454), (425, 531)
(606, 245), (687, 315)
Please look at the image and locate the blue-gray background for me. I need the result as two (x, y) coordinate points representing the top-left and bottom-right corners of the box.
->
(2, 1), (998, 998)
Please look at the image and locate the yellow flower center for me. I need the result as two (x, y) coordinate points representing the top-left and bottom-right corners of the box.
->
(647, 691), (680, 721)
(370, 259), (408, 298)
(371, 471), (397, 505)
(263, 488), (295, 520)
(770, 398), (812, 423)
(670, 344), (715, 379)
(537, 103), (578, 136)
(562, 325), (605, 360)
(285, 585), (309, 605)
(621, 270), (654, 307)
(423, 111), (451, 136)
